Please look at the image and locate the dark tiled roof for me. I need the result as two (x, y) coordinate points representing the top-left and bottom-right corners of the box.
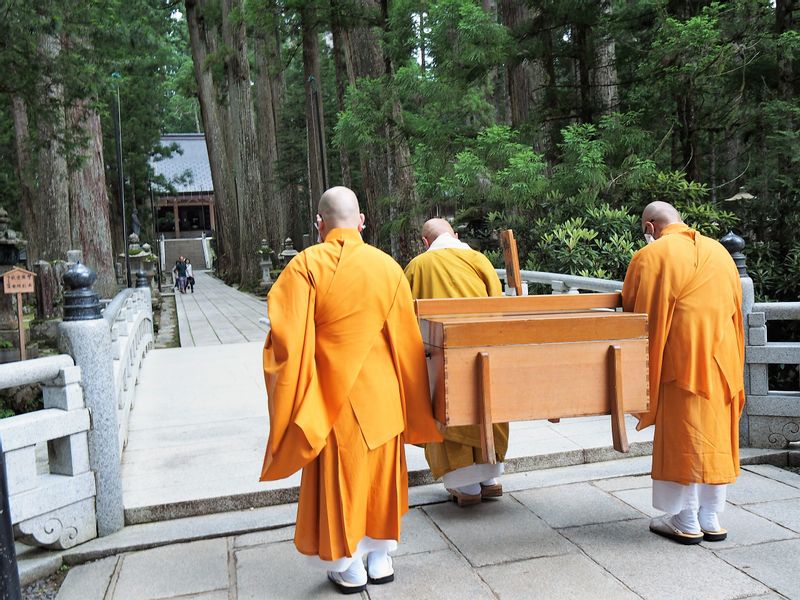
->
(151, 133), (213, 194)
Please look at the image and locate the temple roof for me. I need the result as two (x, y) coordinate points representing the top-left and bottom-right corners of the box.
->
(151, 133), (213, 195)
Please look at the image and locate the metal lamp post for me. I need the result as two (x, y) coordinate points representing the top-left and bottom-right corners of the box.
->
(111, 72), (132, 288)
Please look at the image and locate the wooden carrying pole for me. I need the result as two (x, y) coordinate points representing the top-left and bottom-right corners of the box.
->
(500, 229), (523, 296)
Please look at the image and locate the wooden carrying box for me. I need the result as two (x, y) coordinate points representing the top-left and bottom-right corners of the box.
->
(416, 293), (650, 460)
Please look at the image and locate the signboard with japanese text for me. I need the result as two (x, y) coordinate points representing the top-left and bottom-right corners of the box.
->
(2, 267), (35, 295)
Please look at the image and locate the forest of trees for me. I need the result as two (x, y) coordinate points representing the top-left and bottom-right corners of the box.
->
(1, 0), (798, 301)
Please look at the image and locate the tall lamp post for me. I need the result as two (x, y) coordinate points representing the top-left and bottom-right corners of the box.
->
(148, 181), (162, 292)
(112, 72), (131, 288)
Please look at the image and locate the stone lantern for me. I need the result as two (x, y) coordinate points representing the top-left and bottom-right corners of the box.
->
(0, 208), (25, 267)
(122, 233), (155, 287)
(259, 239), (274, 287)
(279, 238), (298, 268)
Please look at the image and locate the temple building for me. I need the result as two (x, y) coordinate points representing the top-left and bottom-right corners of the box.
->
(150, 133), (215, 239)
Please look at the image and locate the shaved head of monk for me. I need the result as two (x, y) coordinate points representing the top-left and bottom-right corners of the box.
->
(642, 201), (683, 241)
(316, 186), (365, 240)
(421, 218), (457, 248)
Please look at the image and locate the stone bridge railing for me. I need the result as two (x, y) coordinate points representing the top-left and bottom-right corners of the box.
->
(497, 232), (798, 450)
(104, 283), (154, 453)
(0, 356), (96, 549)
(744, 302), (800, 448)
(0, 264), (154, 550)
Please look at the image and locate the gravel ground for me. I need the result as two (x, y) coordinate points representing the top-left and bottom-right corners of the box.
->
(21, 568), (68, 600)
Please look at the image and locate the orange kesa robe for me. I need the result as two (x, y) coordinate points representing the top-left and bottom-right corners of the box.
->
(404, 245), (510, 479)
(621, 223), (745, 484)
(260, 228), (442, 561)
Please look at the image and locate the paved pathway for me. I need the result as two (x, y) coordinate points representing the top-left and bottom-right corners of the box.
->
(121, 339), (654, 523)
(174, 270), (269, 347)
(53, 457), (800, 599)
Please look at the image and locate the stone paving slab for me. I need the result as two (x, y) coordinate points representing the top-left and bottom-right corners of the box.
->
(593, 474), (651, 492)
(368, 549), (495, 600)
(716, 539), (800, 599)
(111, 538), (229, 600)
(478, 553), (641, 600)
(55, 556), (117, 600)
(612, 486), (662, 517)
(742, 498), (800, 534)
(561, 519), (770, 600)
(62, 503), (297, 564)
(700, 504), (798, 549)
(744, 464), (800, 489)
(726, 470), (800, 505)
(514, 482), (643, 528)
(423, 496), (575, 567)
(235, 542), (348, 600)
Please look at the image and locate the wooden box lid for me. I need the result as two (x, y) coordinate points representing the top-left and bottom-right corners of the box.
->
(420, 311), (647, 349)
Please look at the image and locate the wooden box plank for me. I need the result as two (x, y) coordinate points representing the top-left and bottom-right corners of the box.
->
(423, 312), (647, 348)
(415, 292), (622, 319)
(428, 339), (649, 426)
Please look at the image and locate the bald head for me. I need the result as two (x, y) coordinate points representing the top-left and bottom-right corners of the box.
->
(317, 186), (363, 229)
(642, 201), (682, 241)
(421, 218), (456, 247)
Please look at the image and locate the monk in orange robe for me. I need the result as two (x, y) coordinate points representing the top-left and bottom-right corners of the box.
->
(404, 218), (509, 506)
(622, 201), (745, 545)
(260, 186), (442, 593)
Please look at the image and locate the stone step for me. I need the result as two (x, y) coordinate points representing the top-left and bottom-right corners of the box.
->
(121, 442), (790, 526)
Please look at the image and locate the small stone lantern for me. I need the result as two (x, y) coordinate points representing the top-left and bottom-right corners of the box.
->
(279, 238), (298, 268)
(259, 239), (274, 286)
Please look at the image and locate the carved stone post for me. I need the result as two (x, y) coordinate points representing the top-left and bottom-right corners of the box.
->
(58, 263), (124, 536)
(720, 231), (754, 448)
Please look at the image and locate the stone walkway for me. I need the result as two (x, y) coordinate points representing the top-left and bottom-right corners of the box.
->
(121, 339), (655, 523)
(53, 456), (800, 599)
(174, 271), (269, 347)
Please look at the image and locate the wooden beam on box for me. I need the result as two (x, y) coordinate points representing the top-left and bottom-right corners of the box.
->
(415, 292), (623, 319)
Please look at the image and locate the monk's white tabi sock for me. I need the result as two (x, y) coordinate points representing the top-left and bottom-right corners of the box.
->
(481, 478), (499, 486)
(456, 483), (481, 496)
(672, 508), (701, 534)
(367, 551), (394, 579)
(698, 507), (721, 532)
(335, 557), (367, 585)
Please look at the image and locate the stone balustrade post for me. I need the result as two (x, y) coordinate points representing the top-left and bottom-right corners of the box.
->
(720, 231), (755, 448)
(58, 263), (124, 536)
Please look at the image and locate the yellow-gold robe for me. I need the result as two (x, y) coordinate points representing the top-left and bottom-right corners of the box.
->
(622, 223), (745, 485)
(261, 228), (442, 560)
(404, 243), (510, 479)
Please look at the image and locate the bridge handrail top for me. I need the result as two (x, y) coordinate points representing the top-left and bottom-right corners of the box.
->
(103, 288), (136, 325)
(0, 354), (74, 390)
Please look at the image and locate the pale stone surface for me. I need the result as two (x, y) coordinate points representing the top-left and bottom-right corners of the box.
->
(513, 482), (642, 528)
(56, 556), (117, 600)
(611, 487), (661, 517)
(395, 508), (449, 556)
(367, 549), (495, 600)
(478, 553), (640, 600)
(113, 538), (229, 600)
(743, 498), (800, 534)
(5, 445), (36, 494)
(743, 464), (800, 489)
(60, 318), (125, 536)
(423, 497), (575, 567)
(0, 354), (73, 389)
(48, 431), (90, 476)
(593, 475), (651, 492)
(235, 526), (295, 548)
(699, 504), (798, 549)
(62, 503), (297, 564)
(17, 549), (63, 587)
(502, 455), (652, 493)
(0, 408), (89, 451)
(10, 472), (95, 523)
(716, 539), (800, 599)
(43, 381), (85, 411)
(235, 542), (344, 600)
(562, 519), (769, 600)
(17, 497), (97, 549)
(726, 470), (800, 505)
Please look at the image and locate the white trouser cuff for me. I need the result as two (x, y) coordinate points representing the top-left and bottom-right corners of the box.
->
(652, 480), (727, 515)
(441, 462), (505, 490)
